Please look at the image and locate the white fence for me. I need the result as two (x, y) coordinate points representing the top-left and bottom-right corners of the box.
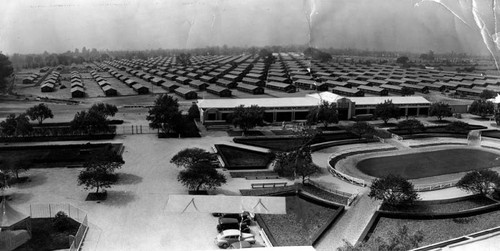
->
(414, 179), (460, 192)
(114, 124), (156, 135)
(30, 204), (89, 251)
(259, 229), (273, 248)
(307, 179), (358, 206)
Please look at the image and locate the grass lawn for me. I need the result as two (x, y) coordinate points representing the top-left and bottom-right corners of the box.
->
(380, 196), (496, 214)
(259, 195), (339, 246)
(356, 149), (500, 179)
(15, 218), (80, 251)
(215, 144), (273, 169)
(369, 209), (500, 247)
(0, 143), (123, 167)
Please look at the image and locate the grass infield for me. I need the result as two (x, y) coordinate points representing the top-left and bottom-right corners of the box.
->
(356, 148), (500, 179)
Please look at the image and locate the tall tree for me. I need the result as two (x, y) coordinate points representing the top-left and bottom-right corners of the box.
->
(469, 99), (495, 118)
(0, 53), (14, 93)
(307, 101), (338, 128)
(26, 103), (54, 125)
(170, 148), (217, 169)
(401, 86), (415, 96)
(146, 94), (182, 134)
(0, 159), (30, 180)
(71, 110), (110, 134)
(89, 103), (118, 120)
(77, 149), (124, 194)
(0, 113), (33, 136)
(369, 174), (419, 207)
(187, 102), (200, 121)
(374, 100), (400, 125)
(230, 105), (265, 134)
(177, 161), (226, 192)
(429, 102), (453, 121)
(479, 89), (497, 100)
(456, 170), (500, 196)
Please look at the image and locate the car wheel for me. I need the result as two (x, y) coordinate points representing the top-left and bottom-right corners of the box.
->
(221, 243), (229, 249)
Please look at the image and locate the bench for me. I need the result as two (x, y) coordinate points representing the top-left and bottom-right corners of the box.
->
(251, 182), (288, 189)
(245, 176), (280, 180)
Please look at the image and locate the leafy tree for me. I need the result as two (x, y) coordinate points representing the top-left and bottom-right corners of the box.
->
(53, 211), (72, 232)
(230, 105), (265, 134)
(338, 225), (424, 251)
(368, 174), (419, 207)
(401, 86), (414, 96)
(456, 170), (500, 196)
(0, 171), (9, 192)
(89, 103), (118, 119)
(177, 53), (192, 66)
(374, 100), (400, 124)
(0, 113), (33, 136)
(77, 149), (124, 194)
(0, 53), (14, 93)
(446, 121), (469, 133)
(479, 89), (497, 100)
(177, 161), (227, 192)
(306, 101), (338, 128)
(187, 102), (200, 121)
(71, 110), (110, 134)
(349, 121), (376, 139)
(396, 119), (425, 135)
(429, 102), (453, 121)
(469, 99), (494, 118)
(396, 56), (409, 64)
(258, 49), (276, 65)
(0, 159), (30, 180)
(26, 103), (54, 125)
(146, 94), (182, 134)
(170, 148), (217, 169)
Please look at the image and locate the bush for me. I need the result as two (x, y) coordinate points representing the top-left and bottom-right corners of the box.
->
(52, 211), (72, 232)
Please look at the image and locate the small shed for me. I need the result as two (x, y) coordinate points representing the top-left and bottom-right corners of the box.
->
(132, 84), (149, 94)
(175, 87), (198, 100)
(236, 83), (265, 95)
(189, 80), (210, 90)
(71, 86), (85, 97)
(206, 85), (232, 97)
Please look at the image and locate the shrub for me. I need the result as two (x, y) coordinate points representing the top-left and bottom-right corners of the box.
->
(52, 211), (72, 232)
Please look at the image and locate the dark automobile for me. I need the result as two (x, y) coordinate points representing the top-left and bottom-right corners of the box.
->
(219, 213), (252, 225)
(217, 218), (250, 233)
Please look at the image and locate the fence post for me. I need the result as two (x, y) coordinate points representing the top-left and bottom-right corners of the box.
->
(68, 204), (71, 218)
(131, 125), (134, 134)
(49, 204), (52, 217)
(140, 125), (143, 134)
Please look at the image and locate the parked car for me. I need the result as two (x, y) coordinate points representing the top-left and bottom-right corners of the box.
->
(217, 218), (250, 233)
(229, 240), (252, 249)
(219, 212), (252, 225)
(214, 230), (256, 249)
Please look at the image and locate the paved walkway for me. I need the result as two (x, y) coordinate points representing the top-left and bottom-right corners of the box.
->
(315, 189), (381, 250)
(81, 222), (102, 251)
(385, 138), (410, 149)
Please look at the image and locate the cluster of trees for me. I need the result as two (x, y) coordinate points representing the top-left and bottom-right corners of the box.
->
(456, 169), (500, 196)
(303, 47), (332, 62)
(429, 102), (453, 121)
(374, 100), (400, 124)
(0, 103), (54, 136)
(171, 148), (226, 192)
(228, 105), (266, 135)
(71, 103), (118, 135)
(469, 99), (495, 118)
(306, 101), (339, 128)
(0, 53), (14, 93)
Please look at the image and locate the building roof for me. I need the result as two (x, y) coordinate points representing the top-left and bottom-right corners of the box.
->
(199, 96), (320, 109)
(349, 95), (431, 105)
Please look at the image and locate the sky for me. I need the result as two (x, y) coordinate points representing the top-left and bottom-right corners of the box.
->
(0, 0), (499, 55)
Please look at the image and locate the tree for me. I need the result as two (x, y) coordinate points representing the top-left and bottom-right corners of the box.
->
(71, 110), (110, 134)
(258, 49), (276, 65)
(230, 105), (265, 134)
(0, 113), (33, 136)
(480, 89), (497, 100)
(349, 122), (376, 139)
(146, 94), (182, 134)
(187, 102), (200, 121)
(0, 159), (30, 180)
(307, 101), (338, 128)
(53, 211), (72, 232)
(368, 174), (419, 207)
(0, 171), (9, 192)
(177, 161), (227, 192)
(469, 99), (495, 118)
(446, 121), (469, 133)
(77, 149), (124, 194)
(396, 56), (409, 64)
(26, 103), (54, 125)
(89, 103), (118, 119)
(401, 86), (414, 96)
(170, 148), (217, 169)
(0, 53), (14, 93)
(396, 119), (425, 135)
(374, 100), (400, 124)
(338, 225), (424, 251)
(429, 102), (453, 121)
(456, 170), (500, 196)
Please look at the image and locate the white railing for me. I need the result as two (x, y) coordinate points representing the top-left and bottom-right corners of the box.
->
(69, 215), (89, 251)
(306, 179), (358, 206)
(414, 179), (460, 192)
(259, 229), (273, 247)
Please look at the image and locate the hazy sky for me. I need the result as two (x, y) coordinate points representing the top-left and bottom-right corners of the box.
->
(0, 0), (498, 55)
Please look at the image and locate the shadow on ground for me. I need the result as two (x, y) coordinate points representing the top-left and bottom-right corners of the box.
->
(15, 173), (48, 189)
(102, 190), (136, 207)
(7, 192), (34, 205)
(116, 173), (143, 185)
